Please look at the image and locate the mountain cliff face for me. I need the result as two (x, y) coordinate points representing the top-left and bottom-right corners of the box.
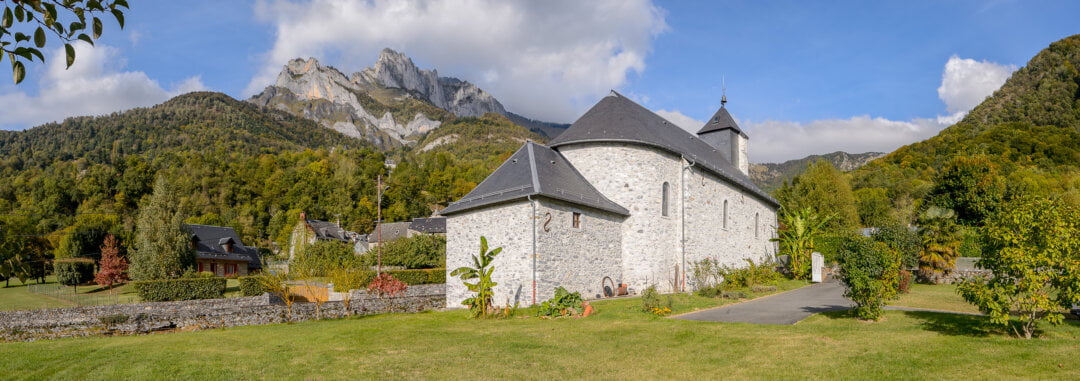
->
(248, 49), (524, 149)
(750, 151), (885, 191)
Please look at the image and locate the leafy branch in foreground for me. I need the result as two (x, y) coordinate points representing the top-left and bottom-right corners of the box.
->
(1, 0), (128, 84)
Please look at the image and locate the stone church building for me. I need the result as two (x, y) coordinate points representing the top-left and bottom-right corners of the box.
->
(440, 91), (780, 308)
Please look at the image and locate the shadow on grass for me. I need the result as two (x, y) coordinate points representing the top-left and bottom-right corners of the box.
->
(902, 310), (999, 337)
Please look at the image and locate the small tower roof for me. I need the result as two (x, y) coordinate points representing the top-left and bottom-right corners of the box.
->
(697, 106), (747, 137)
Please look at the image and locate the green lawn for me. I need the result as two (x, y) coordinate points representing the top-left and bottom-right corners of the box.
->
(2, 280), (1078, 380)
(1, 277), (243, 311)
(892, 283), (982, 314)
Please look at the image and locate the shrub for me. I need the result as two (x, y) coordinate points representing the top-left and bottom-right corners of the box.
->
(133, 277), (227, 302)
(872, 225), (921, 269)
(55, 258), (96, 287)
(720, 258), (781, 289)
(898, 270), (913, 294)
(836, 236), (900, 320)
(367, 273), (408, 297)
(750, 285), (777, 293)
(536, 287), (584, 317)
(377, 234), (446, 269)
(641, 285), (672, 315)
(238, 276), (266, 296)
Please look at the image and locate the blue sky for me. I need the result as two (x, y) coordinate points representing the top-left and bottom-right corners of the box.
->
(1, 0), (1077, 162)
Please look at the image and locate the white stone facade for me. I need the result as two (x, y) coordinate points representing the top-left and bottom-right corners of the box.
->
(446, 141), (778, 308)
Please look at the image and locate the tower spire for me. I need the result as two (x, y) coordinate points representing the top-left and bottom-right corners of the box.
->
(721, 76), (727, 107)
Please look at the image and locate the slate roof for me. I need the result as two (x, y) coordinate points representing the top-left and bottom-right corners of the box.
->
(409, 217), (447, 234)
(697, 106), (747, 137)
(305, 219), (353, 242)
(440, 142), (630, 216)
(184, 224), (261, 269)
(371, 222), (412, 243)
(548, 91), (779, 207)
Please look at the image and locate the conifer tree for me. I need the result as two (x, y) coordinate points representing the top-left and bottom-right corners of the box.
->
(94, 234), (128, 289)
(129, 177), (193, 280)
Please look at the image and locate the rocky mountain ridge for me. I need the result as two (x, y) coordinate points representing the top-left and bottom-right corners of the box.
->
(248, 49), (556, 149)
(750, 151), (885, 191)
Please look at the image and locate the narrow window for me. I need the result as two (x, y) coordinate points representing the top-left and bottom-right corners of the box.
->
(572, 212), (582, 229)
(755, 212), (760, 238)
(661, 182), (670, 217)
(723, 200), (729, 229)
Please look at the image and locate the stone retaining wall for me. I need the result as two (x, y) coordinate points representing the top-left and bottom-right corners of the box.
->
(0, 284), (445, 342)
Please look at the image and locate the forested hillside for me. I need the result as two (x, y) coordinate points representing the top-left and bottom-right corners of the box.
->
(0, 92), (539, 255)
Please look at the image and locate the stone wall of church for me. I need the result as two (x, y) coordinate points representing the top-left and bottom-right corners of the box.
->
(445, 201), (534, 308)
(558, 142), (682, 294)
(535, 199), (624, 301)
(682, 166), (778, 290)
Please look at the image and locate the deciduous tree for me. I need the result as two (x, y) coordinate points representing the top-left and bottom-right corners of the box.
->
(94, 234), (127, 290)
(1, 0), (128, 84)
(957, 197), (1080, 339)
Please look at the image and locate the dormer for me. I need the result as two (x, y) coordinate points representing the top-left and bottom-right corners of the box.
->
(697, 103), (749, 175)
(219, 237), (235, 253)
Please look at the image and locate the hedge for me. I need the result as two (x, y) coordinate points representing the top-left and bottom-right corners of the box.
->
(133, 277), (227, 302)
(54, 258), (96, 287)
(331, 268), (446, 292)
(238, 276), (266, 296)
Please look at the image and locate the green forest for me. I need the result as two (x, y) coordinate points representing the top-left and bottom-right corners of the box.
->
(0, 91), (540, 271)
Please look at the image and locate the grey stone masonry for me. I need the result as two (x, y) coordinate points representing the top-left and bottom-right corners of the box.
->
(0, 284), (445, 342)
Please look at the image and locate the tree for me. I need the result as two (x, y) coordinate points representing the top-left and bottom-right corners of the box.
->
(836, 236), (900, 320)
(129, 177), (193, 281)
(450, 236), (501, 318)
(774, 160), (860, 234)
(1, 0), (128, 84)
(0, 215), (51, 287)
(929, 155), (1005, 226)
(916, 206), (962, 283)
(94, 234), (127, 290)
(772, 208), (832, 280)
(957, 197), (1080, 339)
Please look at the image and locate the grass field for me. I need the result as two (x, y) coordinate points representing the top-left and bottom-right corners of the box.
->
(0, 277), (243, 311)
(2, 280), (1078, 380)
(892, 284), (982, 314)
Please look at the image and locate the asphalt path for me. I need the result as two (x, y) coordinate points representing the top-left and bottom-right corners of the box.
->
(674, 280), (854, 325)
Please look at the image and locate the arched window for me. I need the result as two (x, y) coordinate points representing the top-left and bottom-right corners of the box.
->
(661, 182), (670, 217)
(755, 212), (760, 238)
(723, 200), (729, 229)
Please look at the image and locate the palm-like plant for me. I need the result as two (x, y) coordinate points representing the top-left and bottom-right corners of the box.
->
(450, 236), (502, 318)
(917, 206), (962, 283)
(772, 208), (833, 280)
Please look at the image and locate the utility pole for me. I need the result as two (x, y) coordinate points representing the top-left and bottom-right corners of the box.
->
(376, 174), (383, 274)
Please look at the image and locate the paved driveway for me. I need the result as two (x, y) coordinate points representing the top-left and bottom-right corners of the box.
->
(674, 280), (854, 325)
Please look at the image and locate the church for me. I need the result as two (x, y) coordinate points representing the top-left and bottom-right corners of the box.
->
(440, 91), (780, 307)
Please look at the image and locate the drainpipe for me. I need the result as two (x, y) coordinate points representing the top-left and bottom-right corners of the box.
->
(528, 195), (537, 305)
(680, 156), (696, 292)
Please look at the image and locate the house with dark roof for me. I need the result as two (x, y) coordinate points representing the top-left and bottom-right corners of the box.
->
(368, 221), (412, 247)
(408, 217), (447, 236)
(289, 213), (365, 258)
(441, 91), (779, 307)
(185, 224), (261, 277)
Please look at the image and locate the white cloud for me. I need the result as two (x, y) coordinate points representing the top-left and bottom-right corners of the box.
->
(738, 55), (1015, 163)
(0, 43), (206, 129)
(654, 109), (704, 132)
(744, 116), (953, 164)
(248, 0), (667, 122)
(937, 55), (1016, 114)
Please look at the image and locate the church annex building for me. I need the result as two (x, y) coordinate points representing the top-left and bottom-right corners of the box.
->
(440, 91), (780, 307)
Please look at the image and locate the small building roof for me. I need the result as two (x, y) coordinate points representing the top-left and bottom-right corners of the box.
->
(305, 219), (352, 242)
(185, 224), (261, 269)
(371, 222), (412, 243)
(548, 91), (778, 208)
(697, 106), (747, 137)
(440, 142), (630, 216)
(409, 217), (446, 234)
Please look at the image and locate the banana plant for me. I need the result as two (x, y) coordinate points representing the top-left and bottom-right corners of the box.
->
(451, 236), (501, 318)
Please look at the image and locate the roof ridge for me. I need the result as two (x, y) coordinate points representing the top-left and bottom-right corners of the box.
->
(527, 142), (541, 194)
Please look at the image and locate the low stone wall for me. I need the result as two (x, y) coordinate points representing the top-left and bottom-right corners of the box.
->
(0, 284), (446, 342)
